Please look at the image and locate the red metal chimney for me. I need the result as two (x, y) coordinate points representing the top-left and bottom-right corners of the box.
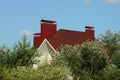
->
(33, 19), (57, 47)
(85, 26), (95, 38)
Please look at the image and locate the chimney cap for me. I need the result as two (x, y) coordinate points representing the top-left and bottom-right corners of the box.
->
(41, 19), (57, 23)
(34, 33), (40, 35)
(85, 26), (94, 29)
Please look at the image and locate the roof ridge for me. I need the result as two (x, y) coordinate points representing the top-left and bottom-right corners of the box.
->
(58, 29), (85, 33)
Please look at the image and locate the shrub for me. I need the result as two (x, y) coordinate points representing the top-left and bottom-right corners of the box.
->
(57, 41), (108, 80)
(1, 65), (71, 80)
(98, 30), (120, 59)
(99, 64), (120, 80)
(112, 51), (120, 69)
(80, 41), (108, 74)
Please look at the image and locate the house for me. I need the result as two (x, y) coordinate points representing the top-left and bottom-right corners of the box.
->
(33, 19), (95, 65)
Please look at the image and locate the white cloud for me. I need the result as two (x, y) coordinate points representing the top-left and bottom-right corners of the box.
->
(20, 30), (33, 36)
(106, 0), (120, 4)
(83, 0), (91, 4)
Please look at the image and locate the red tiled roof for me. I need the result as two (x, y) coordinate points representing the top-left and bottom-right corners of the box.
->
(47, 29), (95, 50)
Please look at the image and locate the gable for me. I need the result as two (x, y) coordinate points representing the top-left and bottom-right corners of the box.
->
(32, 39), (57, 65)
(37, 39), (57, 56)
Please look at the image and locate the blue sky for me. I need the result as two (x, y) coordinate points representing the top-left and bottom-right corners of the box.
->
(0, 0), (120, 47)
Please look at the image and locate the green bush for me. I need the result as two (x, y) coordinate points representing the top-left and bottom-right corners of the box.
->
(80, 41), (108, 74)
(57, 41), (108, 80)
(98, 30), (120, 59)
(58, 45), (83, 79)
(112, 51), (120, 69)
(0, 65), (71, 80)
(99, 64), (120, 80)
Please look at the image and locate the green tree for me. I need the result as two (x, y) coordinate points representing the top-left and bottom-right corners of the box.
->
(111, 51), (120, 69)
(99, 64), (120, 80)
(0, 65), (72, 80)
(80, 41), (108, 74)
(10, 36), (35, 67)
(98, 30), (120, 59)
(57, 41), (108, 80)
(53, 45), (91, 80)
(58, 45), (84, 79)
(80, 41), (108, 80)
(0, 36), (36, 68)
(0, 45), (11, 67)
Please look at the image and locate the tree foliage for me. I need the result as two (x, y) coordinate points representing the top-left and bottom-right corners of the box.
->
(0, 45), (11, 67)
(98, 30), (120, 59)
(0, 65), (71, 80)
(80, 41), (108, 74)
(57, 41), (108, 80)
(0, 36), (35, 68)
(99, 64), (120, 80)
(57, 45), (83, 79)
(11, 36), (35, 67)
(111, 51), (120, 69)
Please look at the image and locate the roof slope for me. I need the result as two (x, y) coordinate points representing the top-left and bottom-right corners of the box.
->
(47, 29), (95, 50)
